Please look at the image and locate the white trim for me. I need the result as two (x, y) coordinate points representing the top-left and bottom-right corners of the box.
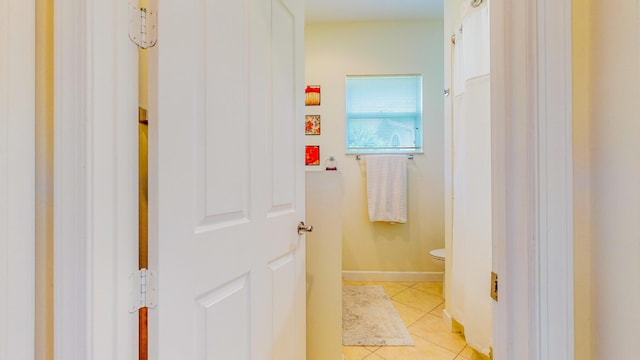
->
(491, 0), (574, 359)
(535, 0), (574, 358)
(491, 0), (537, 357)
(493, 0), (538, 357)
(342, 271), (444, 283)
(54, 0), (89, 357)
(54, 0), (139, 359)
(488, 0), (509, 358)
(442, 309), (463, 333)
(0, 0), (36, 358)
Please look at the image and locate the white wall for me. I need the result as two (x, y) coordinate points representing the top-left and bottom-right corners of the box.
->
(305, 20), (444, 273)
(0, 0), (35, 358)
(305, 172), (343, 360)
(587, 0), (640, 357)
(304, 20), (445, 274)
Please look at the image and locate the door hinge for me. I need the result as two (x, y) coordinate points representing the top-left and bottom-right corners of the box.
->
(490, 272), (498, 302)
(128, 0), (157, 49)
(129, 268), (158, 313)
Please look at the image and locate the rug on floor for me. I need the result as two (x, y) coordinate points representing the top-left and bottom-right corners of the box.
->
(342, 285), (415, 346)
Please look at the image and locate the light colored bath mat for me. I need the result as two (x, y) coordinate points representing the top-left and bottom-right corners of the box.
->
(342, 285), (414, 346)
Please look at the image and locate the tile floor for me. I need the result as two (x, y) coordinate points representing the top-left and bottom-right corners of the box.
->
(342, 280), (487, 360)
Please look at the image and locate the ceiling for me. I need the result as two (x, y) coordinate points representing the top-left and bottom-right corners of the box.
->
(305, 0), (444, 23)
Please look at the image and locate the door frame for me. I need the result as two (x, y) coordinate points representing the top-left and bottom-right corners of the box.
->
(1, 0), (35, 358)
(50, 0), (574, 359)
(53, 0), (139, 359)
(490, 0), (574, 358)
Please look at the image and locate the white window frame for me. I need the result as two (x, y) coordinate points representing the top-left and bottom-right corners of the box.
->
(345, 75), (423, 154)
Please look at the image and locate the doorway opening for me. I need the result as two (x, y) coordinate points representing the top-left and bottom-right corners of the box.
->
(303, 1), (493, 359)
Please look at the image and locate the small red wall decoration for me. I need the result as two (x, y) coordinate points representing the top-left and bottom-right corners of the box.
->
(305, 115), (321, 135)
(305, 145), (320, 166)
(305, 85), (321, 106)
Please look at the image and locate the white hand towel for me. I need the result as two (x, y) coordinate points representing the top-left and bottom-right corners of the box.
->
(365, 155), (407, 223)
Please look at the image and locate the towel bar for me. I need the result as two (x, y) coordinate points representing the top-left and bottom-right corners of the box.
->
(355, 154), (414, 160)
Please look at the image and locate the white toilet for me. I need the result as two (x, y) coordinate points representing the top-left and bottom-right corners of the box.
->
(429, 248), (446, 264)
(429, 248), (446, 299)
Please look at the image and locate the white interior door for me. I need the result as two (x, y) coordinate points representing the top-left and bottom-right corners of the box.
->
(148, 0), (306, 358)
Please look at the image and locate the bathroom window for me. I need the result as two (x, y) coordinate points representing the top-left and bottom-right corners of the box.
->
(345, 75), (423, 154)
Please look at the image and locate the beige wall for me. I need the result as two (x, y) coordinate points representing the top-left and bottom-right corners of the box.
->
(446, 0), (467, 37)
(574, 0), (640, 358)
(572, 0), (593, 358)
(305, 20), (444, 273)
(587, 0), (640, 357)
(35, 0), (54, 358)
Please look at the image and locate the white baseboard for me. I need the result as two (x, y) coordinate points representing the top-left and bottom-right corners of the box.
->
(342, 271), (444, 282)
(442, 309), (465, 335)
(442, 308), (454, 332)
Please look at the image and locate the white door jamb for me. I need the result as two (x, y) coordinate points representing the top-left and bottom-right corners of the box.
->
(491, 0), (574, 359)
(53, 0), (139, 359)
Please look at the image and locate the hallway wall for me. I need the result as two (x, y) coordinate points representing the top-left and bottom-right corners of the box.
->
(35, 0), (54, 358)
(1, 0), (36, 358)
(305, 20), (445, 274)
(572, 1), (593, 358)
(576, 0), (640, 357)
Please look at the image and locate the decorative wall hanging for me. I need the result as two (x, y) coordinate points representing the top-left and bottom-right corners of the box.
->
(305, 145), (320, 166)
(305, 115), (321, 135)
(305, 85), (321, 106)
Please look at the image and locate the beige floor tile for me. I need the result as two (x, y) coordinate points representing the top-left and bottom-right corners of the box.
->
(458, 345), (474, 358)
(391, 300), (427, 327)
(343, 346), (373, 360)
(412, 282), (444, 298)
(342, 281), (480, 360)
(458, 345), (490, 360)
(408, 314), (467, 354)
(378, 282), (410, 297)
(374, 336), (458, 360)
(363, 352), (386, 360)
(391, 287), (444, 312)
(429, 302), (446, 318)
